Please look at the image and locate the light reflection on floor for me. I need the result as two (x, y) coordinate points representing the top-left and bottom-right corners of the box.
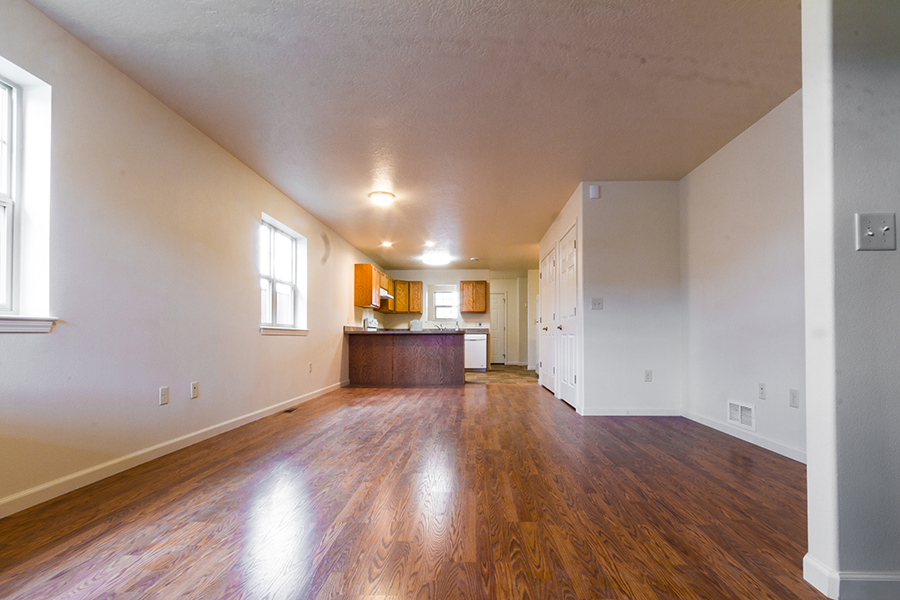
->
(240, 463), (314, 599)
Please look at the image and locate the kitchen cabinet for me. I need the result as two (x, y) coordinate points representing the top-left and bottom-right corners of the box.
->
(408, 281), (422, 313)
(355, 265), (421, 314)
(460, 280), (488, 313)
(393, 280), (409, 313)
(347, 330), (464, 387)
(354, 263), (382, 308)
(390, 280), (422, 314)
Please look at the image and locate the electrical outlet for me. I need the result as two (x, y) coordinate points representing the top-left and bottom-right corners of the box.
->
(644, 370), (652, 382)
(789, 388), (800, 408)
(591, 298), (604, 310)
(759, 383), (766, 401)
(159, 386), (169, 406)
(190, 381), (199, 399)
(308, 362), (313, 373)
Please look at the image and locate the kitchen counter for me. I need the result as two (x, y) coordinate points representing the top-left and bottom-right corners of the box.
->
(343, 326), (464, 335)
(345, 328), (464, 386)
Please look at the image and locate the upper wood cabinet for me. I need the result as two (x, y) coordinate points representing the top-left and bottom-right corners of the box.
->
(355, 265), (422, 314)
(354, 264), (382, 308)
(460, 280), (488, 313)
(393, 280), (409, 313)
(408, 281), (422, 313)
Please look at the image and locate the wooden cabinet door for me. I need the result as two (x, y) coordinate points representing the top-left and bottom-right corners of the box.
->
(394, 281), (410, 313)
(408, 281), (422, 313)
(354, 264), (380, 308)
(460, 280), (487, 313)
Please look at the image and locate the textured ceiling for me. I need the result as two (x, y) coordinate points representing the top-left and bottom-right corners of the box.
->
(27, 0), (801, 271)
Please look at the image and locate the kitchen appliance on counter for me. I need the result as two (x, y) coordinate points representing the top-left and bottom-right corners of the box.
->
(409, 319), (423, 331)
(363, 317), (379, 331)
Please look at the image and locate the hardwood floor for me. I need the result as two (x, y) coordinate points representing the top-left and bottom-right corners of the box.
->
(0, 383), (824, 599)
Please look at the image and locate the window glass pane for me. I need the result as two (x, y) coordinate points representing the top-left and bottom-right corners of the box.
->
(435, 306), (457, 320)
(0, 84), (8, 197)
(260, 277), (271, 325)
(259, 224), (271, 277)
(273, 230), (294, 282)
(275, 282), (294, 326)
(434, 291), (457, 307)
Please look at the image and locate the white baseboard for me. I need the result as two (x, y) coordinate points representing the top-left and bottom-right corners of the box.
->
(804, 554), (900, 600)
(580, 407), (683, 417)
(683, 410), (806, 463)
(0, 381), (343, 520)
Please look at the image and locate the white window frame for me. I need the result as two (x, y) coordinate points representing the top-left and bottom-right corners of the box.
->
(259, 213), (307, 335)
(428, 284), (459, 322)
(0, 76), (19, 313)
(0, 54), (54, 333)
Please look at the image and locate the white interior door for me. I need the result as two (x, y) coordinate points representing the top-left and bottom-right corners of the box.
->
(557, 224), (578, 407)
(489, 293), (507, 364)
(539, 249), (556, 392)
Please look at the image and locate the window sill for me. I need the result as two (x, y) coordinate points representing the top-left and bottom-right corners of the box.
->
(260, 326), (308, 336)
(0, 315), (58, 333)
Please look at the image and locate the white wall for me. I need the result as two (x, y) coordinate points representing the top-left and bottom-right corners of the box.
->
(680, 91), (806, 461)
(0, 0), (373, 517)
(581, 182), (683, 416)
(381, 269), (491, 330)
(803, 1), (900, 597)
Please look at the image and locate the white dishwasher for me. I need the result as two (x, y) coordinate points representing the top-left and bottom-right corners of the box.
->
(464, 333), (487, 371)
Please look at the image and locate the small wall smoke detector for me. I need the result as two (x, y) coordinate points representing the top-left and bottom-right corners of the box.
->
(588, 185), (601, 199)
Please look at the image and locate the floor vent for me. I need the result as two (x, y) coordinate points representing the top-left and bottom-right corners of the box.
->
(727, 400), (756, 431)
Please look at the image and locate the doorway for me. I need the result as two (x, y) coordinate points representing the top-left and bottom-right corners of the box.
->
(489, 292), (507, 364)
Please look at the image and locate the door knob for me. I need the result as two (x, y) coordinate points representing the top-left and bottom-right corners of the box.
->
(557, 325), (563, 330)
(542, 327), (548, 331)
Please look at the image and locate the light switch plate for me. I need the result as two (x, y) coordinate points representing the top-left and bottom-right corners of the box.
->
(591, 298), (603, 310)
(856, 213), (896, 251)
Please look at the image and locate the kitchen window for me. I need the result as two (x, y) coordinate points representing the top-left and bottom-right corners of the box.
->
(428, 285), (458, 321)
(259, 214), (307, 335)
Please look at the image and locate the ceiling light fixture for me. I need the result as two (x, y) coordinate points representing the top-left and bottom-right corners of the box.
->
(381, 242), (393, 247)
(422, 251), (452, 266)
(424, 241), (435, 247)
(470, 257), (480, 261)
(368, 191), (395, 206)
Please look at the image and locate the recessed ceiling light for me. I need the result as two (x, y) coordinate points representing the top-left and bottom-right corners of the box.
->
(470, 257), (480, 261)
(368, 191), (395, 206)
(424, 241), (435, 247)
(422, 251), (452, 266)
(381, 242), (393, 247)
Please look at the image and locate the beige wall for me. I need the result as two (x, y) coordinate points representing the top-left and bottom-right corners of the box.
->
(0, 0), (373, 517)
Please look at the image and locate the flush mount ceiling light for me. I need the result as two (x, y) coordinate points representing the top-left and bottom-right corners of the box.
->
(470, 257), (480, 261)
(381, 242), (393, 247)
(368, 191), (395, 206)
(424, 241), (435, 247)
(421, 251), (452, 266)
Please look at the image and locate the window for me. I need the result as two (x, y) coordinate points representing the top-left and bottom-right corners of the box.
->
(0, 54), (53, 333)
(428, 284), (458, 321)
(259, 214), (307, 334)
(0, 78), (16, 312)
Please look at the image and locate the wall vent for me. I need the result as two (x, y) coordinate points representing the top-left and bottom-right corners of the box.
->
(727, 400), (756, 431)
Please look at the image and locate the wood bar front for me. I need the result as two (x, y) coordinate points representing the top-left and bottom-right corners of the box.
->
(347, 331), (464, 387)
